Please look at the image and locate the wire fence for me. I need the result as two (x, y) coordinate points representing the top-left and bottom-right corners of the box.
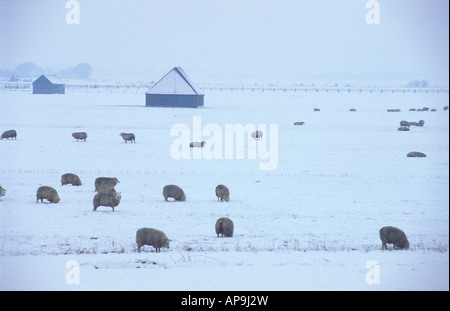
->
(1, 81), (448, 94)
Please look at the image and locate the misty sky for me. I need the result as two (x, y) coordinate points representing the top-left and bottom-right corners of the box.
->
(0, 0), (448, 84)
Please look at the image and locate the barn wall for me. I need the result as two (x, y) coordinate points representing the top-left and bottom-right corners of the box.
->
(33, 84), (65, 94)
(146, 94), (204, 108)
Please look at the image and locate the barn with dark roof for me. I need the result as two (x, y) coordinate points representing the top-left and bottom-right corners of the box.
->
(32, 74), (65, 94)
(145, 67), (204, 108)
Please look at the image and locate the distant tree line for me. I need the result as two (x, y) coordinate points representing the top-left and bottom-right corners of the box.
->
(407, 79), (429, 88)
(0, 62), (93, 80)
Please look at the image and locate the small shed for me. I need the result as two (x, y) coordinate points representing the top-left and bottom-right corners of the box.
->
(146, 67), (204, 108)
(32, 74), (65, 94)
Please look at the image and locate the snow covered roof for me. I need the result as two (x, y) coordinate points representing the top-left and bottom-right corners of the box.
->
(33, 74), (65, 85)
(146, 67), (202, 95)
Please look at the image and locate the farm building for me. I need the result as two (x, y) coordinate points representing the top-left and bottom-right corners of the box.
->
(32, 74), (65, 94)
(145, 67), (204, 108)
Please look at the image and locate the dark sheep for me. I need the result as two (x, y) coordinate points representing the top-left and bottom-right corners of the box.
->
(190, 141), (206, 148)
(379, 226), (410, 250)
(36, 186), (60, 203)
(72, 132), (87, 141)
(120, 132), (135, 143)
(407, 151), (426, 158)
(1, 129), (17, 140)
(215, 217), (234, 237)
(163, 185), (186, 201)
(250, 130), (263, 140)
(61, 173), (82, 186)
(215, 184), (230, 202)
(293, 121), (305, 126)
(136, 228), (170, 253)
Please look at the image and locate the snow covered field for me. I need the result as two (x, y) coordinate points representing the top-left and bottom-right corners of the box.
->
(0, 87), (448, 291)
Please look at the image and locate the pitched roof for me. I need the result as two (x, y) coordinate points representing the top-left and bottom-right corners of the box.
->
(146, 67), (202, 95)
(32, 74), (64, 85)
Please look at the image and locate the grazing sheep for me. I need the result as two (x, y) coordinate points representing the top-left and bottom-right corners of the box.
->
(163, 184), (186, 201)
(136, 228), (170, 253)
(430, 108), (436, 112)
(0, 186), (5, 197)
(190, 141), (206, 148)
(407, 151), (426, 158)
(313, 108), (320, 112)
(250, 130), (263, 140)
(397, 127), (410, 131)
(293, 121), (305, 126)
(1, 129), (17, 140)
(349, 108), (356, 112)
(379, 226), (410, 250)
(409, 108), (416, 111)
(94, 177), (119, 191)
(422, 107), (429, 111)
(400, 120), (410, 127)
(61, 173), (82, 186)
(444, 106), (449, 111)
(387, 109), (401, 112)
(215, 184), (230, 202)
(93, 192), (121, 211)
(36, 186), (60, 203)
(215, 217), (234, 237)
(120, 132), (135, 143)
(72, 132), (87, 141)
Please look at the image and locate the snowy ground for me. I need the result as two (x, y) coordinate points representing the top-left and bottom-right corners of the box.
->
(0, 87), (448, 291)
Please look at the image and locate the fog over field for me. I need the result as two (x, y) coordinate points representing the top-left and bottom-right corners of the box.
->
(0, 0), (448, 292)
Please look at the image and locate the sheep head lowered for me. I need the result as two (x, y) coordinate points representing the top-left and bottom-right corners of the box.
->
(379, 226), (409, 250)
(136, 228), (170, 253)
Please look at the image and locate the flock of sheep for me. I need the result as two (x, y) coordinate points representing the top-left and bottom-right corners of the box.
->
(1, 129), (136, 144)
(387, 105), (448, 112)
(30, 172), (233, 253)
(73, 131), (136, 143)
(2, 105), (447, 253)
(0, 127), (237, 253)
(395, 119), (428, 157)
(12, 168), (409, 253)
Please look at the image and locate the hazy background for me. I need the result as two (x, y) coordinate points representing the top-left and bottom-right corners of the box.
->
(0, 0), (448, 85)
